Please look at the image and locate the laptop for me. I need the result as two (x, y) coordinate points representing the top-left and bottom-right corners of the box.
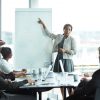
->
(42, 65), (53, 81)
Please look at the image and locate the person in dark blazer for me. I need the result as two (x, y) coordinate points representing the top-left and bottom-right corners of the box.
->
(66, 69), (100, 100)
(0, 70), (15, 81)
(0, 75), (36, 95)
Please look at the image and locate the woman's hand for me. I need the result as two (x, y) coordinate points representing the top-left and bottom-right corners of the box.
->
(37, 18), (46, 29)
(59, 48), (66, 53)
(37, 18), (43, 24)
(0, 40), (5, 46)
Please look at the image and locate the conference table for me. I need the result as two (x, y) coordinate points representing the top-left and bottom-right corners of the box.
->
(18, 72), (80, 100)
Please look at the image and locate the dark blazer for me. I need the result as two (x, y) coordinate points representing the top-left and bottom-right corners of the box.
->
(66, 69), (100, 100)
(0, 71), (15, 81)
(0, 75), (35, 97)
(0, 76), (28, 90)
(75, 69), (100, 96)
(92, 69), (100, 88)
(0, 75), (36, 99)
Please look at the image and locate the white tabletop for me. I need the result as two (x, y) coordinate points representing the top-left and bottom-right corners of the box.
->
(18, 72), (81, 88)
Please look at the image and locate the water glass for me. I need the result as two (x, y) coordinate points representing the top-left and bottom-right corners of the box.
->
(32, 69), (36, 77)
(73, 74), (79, 82)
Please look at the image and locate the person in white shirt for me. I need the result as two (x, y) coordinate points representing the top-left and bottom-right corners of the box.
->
(0, 47), (27, 77)
(38, 18), (77, 98)
(0, 58), (13, 74)
(38, 18), (77, 72)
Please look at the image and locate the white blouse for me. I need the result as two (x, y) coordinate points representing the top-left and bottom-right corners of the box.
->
(44, 28), (77, 59)
(0, 59), (13, 74)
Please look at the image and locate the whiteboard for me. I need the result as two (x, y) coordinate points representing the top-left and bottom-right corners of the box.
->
(15, 8), (53, 70)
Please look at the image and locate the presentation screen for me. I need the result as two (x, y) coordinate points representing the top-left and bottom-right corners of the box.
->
(15, 8), (53, 70)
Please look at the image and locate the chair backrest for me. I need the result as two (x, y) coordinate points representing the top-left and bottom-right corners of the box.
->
(95, 88), (100, 100)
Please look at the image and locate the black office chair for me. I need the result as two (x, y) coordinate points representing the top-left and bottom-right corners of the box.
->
(0, 91), (37, 100)
(95, 88), (100, 100)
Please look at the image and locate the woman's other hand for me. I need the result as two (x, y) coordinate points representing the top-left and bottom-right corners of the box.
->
(59, 48), (66, 53)
(0, 40), (5, 46)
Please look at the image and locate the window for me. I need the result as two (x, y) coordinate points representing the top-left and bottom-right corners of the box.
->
(1, 0), (100, 72)
(38, 0), (100, 72)
(1, 0), (29, 65)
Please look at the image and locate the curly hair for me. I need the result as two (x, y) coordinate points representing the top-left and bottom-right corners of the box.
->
(0, 47), (12, 59)
(63, 24), (73, 31)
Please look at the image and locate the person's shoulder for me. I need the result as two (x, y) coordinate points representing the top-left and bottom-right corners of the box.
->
(57, 34), (64, 37)
(0, 59), (8, 68)
(0, 59), (4, 64)
(92, 69), (100, 79)
(54, 34), (63, 39)
(69, 35), (74, 38)
(69, 36), (76, 41)
(57, 34), (62, 36)
(0, 59), (6, 63)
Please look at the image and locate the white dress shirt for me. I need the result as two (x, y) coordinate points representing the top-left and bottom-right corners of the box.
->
(0, 59), (13, 74)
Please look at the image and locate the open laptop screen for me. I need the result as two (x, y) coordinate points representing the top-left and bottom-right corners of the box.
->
(42, 65), (53, 81)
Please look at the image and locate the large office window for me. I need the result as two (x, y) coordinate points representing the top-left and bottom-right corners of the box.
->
(38, 0), (100, 72)
(1, 0), (29, 65)
(1, 0), (100, 72)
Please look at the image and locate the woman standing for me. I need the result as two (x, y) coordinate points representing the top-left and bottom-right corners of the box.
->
(38, 18), (77, 73)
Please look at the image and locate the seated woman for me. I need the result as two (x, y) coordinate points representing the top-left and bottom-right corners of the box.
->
(0, 47), (27, 78)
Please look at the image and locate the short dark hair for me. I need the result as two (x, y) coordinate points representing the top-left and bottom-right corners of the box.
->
(63, 24), (73, 31)
(1, 47), (12, 59)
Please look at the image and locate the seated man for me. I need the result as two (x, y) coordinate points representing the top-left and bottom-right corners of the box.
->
(0, 47), (27, 78)
(66, 69), (100, 100)
(0, 70), (15, 81)
(0, 74), (36, 95)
